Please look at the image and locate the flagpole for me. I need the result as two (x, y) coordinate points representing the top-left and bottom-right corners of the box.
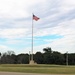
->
(31, 13), (33, 61)
(29, 13), (34, 64)
(29, 13), (39, 64)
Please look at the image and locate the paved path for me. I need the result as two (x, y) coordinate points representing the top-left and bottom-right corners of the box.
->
(0, 72), (75, 75)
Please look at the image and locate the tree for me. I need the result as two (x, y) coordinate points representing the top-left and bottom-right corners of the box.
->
(0, 52), (1, 63)
(52, 51), (65, 65)
(68, 53), (75, 65)
(34, 52), (43, 64)
(17, 54), (29, 64)
(43, 47), (52, 53)
(43, 47), (53, 64)
(6, 51), (15, 56)
(1, 51), (16, 64)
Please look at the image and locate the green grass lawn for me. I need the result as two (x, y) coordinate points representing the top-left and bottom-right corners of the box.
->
(0, 64), (75, 74)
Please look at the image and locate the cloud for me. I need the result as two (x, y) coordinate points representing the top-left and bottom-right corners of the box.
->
(0, 45), (12, 53)
(0, 0), (75, 54)
(0, 0), (44, 19)
(34, 18), (75, 53)
(0, 28), (29, 39)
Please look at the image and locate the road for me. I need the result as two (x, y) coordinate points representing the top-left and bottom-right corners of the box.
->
(0, 72), (75, 75)
(0, 72), (49, 75)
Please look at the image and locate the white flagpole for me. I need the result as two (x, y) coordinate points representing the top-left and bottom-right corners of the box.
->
(30, 13), (39, 64)
(31, 13), (33, 61)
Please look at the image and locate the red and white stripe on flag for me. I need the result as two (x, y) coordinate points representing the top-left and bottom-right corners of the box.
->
(33, 14), (40, 21)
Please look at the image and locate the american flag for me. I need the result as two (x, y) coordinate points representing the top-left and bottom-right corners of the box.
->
(33, 14), (40, 21)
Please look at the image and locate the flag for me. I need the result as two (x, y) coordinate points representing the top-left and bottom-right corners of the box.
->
(33, 14), (40, 21)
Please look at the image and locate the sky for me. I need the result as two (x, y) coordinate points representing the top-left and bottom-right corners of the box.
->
(0, 0), (75, 54)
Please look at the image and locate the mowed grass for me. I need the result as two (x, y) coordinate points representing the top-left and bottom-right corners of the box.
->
(0, 64), (75, 74)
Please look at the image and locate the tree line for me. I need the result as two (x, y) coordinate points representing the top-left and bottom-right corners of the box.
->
(0, 47), (75, 65)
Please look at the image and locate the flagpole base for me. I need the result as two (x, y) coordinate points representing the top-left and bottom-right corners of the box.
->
(29, 60), (37, 65)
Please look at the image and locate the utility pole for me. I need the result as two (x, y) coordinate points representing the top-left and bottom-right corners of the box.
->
(66, 51), (68, 66)
(29, 51), (30, 63)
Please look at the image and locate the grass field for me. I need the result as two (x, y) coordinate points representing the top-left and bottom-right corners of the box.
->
(0, 64), (75, 74)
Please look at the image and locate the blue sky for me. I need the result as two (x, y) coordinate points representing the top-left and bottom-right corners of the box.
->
(0, 0), (75, 54)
